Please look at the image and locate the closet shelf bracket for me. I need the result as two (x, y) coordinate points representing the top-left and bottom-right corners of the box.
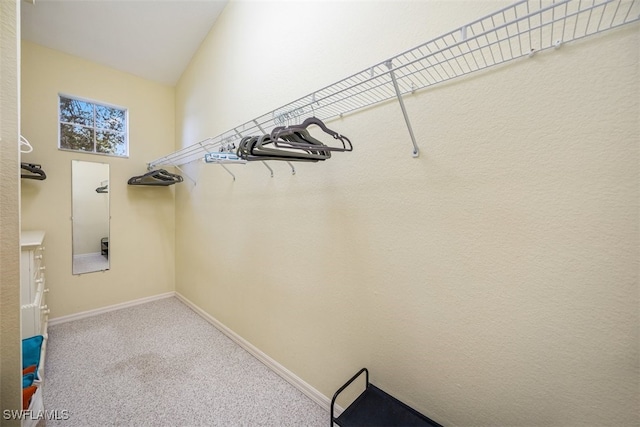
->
(254, 119), (296, 176)
(386, 60), (420, 158)
(196, 139), (235, 181)
(173, 164), (196, 186)
(219, 164), (236, 181)
(234, 127), (275, 178)
(261, 161), (274, 178)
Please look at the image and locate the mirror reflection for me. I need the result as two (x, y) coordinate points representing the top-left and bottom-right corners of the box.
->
(72, 160), (110, 274)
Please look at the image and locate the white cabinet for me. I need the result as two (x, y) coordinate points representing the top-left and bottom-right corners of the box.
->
(21, 231), (49, 424)
(21, 230), (49, 339)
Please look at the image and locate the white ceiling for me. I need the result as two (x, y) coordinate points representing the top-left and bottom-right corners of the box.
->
(21, 0), (228, 85)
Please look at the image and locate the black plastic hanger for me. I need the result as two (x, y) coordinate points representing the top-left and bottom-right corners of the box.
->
(21, 163), (47, 180)
(127, 169), (183, 186)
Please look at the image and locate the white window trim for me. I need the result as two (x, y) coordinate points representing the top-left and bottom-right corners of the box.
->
(58, 93), (130, 158)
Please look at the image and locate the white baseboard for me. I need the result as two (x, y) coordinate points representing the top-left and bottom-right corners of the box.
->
(48, 292), (175, 326)
(174, 291), (341, 415)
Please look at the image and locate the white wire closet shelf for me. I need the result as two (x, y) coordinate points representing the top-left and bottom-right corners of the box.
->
(148, 0), (640, 169)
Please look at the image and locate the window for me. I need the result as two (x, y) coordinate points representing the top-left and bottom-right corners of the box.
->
(59, 95), (128, 157)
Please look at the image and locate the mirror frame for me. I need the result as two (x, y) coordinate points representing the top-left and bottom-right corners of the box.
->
(71, 159), (110, 275)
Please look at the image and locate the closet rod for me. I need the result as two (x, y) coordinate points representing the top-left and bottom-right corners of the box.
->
(148, 0), (639, 169)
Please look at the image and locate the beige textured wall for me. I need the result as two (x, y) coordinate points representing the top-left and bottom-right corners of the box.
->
(20, 41), (176, 317)
(0, 0), (21, 420)
(175, 1), (639, 426)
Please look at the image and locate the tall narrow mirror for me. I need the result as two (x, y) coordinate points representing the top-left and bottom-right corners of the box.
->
(72, 160), (110, 275)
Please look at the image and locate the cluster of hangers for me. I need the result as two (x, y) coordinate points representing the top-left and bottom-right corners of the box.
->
(95, 182), (109, 193)
(205, 117), (352, 164)
(127, 169), (183, 186)
(20, 135), (47, 181)
(132, 118), (350, 184)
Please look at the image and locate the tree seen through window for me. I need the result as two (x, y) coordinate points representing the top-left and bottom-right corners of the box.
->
(59, 96), (127, 156)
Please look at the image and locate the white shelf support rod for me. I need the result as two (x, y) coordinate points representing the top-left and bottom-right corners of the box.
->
(219, 164), (236, 181)
(385, 60), (420, 158)
(254, 120), (295, 175)
(261, 161), (274, 178)
(172, 163), (196, 186)
(261, 162), (274, 178)
(235, 128), (274, 178)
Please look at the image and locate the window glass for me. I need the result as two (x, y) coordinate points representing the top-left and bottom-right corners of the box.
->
(59, 95), (128, 157)
(60, 124), (94, 152)
(59, 98), (93, 126)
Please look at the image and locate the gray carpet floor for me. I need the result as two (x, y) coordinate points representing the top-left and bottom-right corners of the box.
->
(43, 297), (328, 426)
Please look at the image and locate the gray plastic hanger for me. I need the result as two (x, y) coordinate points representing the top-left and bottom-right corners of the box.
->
(127, 169), (183, 186)
(237, 135), (326, 162)
(254, 134), (329, 160)
(272, 117), (352, 152)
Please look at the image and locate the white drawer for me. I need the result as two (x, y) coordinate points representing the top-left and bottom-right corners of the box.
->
(21, 305), (39, 339)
